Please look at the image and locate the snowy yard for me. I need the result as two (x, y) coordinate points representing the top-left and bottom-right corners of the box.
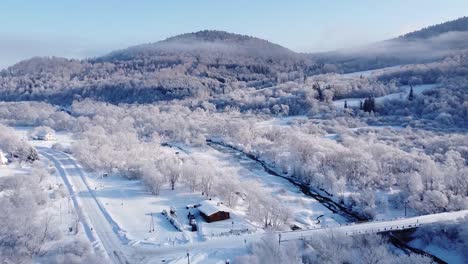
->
(85, 174), (255, 247)
(13, 126), (75, 148)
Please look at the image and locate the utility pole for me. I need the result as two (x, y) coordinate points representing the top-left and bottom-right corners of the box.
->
(278, 233), (282, 246)
(59, 201), (62, 225)
(67, 197), (71, 214)
(187, 251), (190, 264)
(149, 212), (154, 233)
(404, 200), (407, 217)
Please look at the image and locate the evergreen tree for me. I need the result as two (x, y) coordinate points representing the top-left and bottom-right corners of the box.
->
(312, 83), (324, 101)
(363, 96), (375, 112)
(408, 85), (414, 101)
(344, 100), (348, 108)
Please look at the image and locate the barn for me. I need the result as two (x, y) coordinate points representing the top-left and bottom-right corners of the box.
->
(198, 200), (230, 223)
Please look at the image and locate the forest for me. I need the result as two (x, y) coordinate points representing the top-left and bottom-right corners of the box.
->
(0, 17), (467, 264)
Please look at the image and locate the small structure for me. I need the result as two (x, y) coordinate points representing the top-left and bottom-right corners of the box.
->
(36, 130), (55, 141)
(0, 151), (8, 165)
(198, 200), (230, 223)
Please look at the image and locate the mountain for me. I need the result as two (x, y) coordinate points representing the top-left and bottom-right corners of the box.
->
(0, 31), (319, 104)
(98, 30), (296, 62)
(399, 16), (468, 40)
(312, 17), (468, 73)
(1, 18), (468, 105)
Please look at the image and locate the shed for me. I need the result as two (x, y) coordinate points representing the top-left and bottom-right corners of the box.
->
(198, 200), (230, 223)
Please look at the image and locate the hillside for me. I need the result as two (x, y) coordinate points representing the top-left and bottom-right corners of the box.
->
(99, 30), (296, 61)
(0, 31), (318, 104)
(399, 16), (468, 40)
(1, 18), (468, 105)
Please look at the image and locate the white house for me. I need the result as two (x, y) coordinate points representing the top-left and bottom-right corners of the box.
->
(36, 130), (56, 141)
(0, 151), (8, 165)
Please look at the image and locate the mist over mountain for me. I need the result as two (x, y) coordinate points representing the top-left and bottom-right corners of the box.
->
(399, 16), (468, 40)
(312, 17), (468, 72)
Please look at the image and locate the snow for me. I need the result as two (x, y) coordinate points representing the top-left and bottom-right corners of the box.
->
(409, 240), (466, 264)
(84, 171), (257, 247)
(35, 145), (468, 263)
(376, 84), (437, 102)
(9, 126), (467, 263)
(168, 248), (247, 264)
(86, 174), (205, 246)
(39, 147), (122, 263)
(198, 200), (230, 217)
(342, 65), (403, 78)
(0, 145), (97, 261)
(256, 115), (308, 128)
(0, 163), (30, 178)
(192, 144), (347, 228)
(13, 126), (74, 148)
(333, 83), (438, 109)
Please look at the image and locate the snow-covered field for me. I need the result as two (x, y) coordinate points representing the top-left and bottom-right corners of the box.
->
(0, 163), (30, 178)
(86, 174), (255, 247)
(342, 65), (404, 78)
(333, 83), (438, 109)
(13, 126), (75, 148)
(191, 144), (347, 228)
(83, 140), (346, 247)
(256, 115), (308, 128)
(7, 125), (467, 263)
(409, 239), (466, 264)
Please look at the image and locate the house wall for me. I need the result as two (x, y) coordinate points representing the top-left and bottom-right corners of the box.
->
(202, 211), (230, 223)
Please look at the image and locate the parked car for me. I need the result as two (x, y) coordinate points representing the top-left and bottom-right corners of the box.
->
(189, 218), (197, 232)
(170, 207), (177, 216)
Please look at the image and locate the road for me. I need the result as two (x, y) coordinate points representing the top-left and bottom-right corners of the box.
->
(38, 146), (468, 263)
(38, 147), (134, 264)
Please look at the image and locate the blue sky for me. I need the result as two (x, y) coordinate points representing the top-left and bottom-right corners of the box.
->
(1, 0), (467, 68)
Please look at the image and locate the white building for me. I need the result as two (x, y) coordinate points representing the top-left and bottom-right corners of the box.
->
(0, 151), (8, 165)
(36, 131), (56, 141)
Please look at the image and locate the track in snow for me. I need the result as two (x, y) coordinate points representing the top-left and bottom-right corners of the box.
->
(38, 147), (133, 264)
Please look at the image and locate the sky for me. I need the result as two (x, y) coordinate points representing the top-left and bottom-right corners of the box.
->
(1, 0), (467, 69)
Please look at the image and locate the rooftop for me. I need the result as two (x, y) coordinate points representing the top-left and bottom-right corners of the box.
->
(198, 200), (230, 217)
